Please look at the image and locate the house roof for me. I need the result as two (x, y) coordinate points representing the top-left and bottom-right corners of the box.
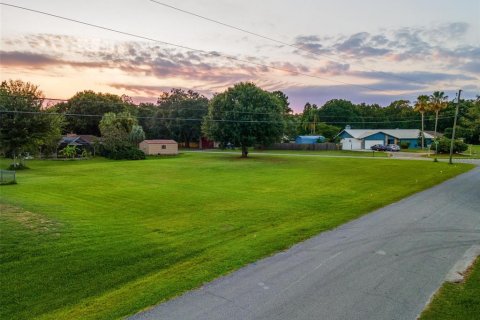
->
(64, 134), (100, 144)
(338, 129), (434, 140)
(425, 131), (443, 138)
(59, 136), (91, 146)
(141, 139), (177, 144)
(339, 129), (376, 139)
(77, 135), (99, 143)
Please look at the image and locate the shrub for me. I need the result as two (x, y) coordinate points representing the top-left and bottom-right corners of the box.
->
(400, 142), (410, 149)
(102, 146), (145, 160)
(435, 137), (468, 154)
(7, 163), (29, 170)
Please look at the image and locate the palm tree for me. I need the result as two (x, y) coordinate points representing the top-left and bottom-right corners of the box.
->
(429, 91), (448, 160)
(414, 95), (430, 150)
(429, 91), (448, 139)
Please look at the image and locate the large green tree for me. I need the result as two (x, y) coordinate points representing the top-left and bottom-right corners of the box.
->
(203, 82), (285, 157)
(136, 102), (158, 138)
(58, 91), (130, 135)
(152, 89), (209, 147)
(317, 99), (361, 128)
(271, 90), (293, 114)
(299, 102), (319, 134)
(0, 80), (63, 163)
(99, 112), (141, 151)
(443, 98), (480, 144)
(271, 91), (298, 141)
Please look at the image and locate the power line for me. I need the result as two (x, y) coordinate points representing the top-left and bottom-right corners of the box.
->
(0, 109), (456, 124)
(2, 93), (442, 120)
(1, 2), (402, 94)
(147, 0), (423, 85)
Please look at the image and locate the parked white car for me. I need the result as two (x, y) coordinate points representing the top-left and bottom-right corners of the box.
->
(386, 144), (400, 152)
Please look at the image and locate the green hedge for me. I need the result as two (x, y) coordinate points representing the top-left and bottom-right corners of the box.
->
(102, 146), (146, 160)
(436, 137), (468, 154)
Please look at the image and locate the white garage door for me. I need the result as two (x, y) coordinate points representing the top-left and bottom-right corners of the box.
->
(364, 140), (384, 150)
(341, 139), (362, 150)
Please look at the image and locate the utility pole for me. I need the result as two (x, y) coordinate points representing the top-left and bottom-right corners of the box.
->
(449, 89), (462, 165)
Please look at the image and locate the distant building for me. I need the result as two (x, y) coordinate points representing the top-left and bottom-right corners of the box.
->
(139, 140), (178, 155)
(295, 135), (326, 144)
(199, 137), (220, 149)
(336, 128), (434, 150)
(58, 134), (100, 153)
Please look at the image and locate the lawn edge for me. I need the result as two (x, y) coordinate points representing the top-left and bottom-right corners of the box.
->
(417, 254), (480, 319)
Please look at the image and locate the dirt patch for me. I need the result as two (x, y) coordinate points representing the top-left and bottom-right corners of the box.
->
(0, 203), (62, 234)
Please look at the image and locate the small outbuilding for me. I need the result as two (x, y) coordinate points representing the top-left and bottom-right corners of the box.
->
(139, 140), (178, 155)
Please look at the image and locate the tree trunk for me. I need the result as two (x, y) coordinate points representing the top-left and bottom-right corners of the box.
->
(421, 112), (425, 150)
(241, 145), (248, 158)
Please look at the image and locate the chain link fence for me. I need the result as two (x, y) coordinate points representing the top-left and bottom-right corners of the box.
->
(0, 170), (16, 185)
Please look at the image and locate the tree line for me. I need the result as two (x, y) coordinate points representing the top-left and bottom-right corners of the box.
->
(1, 79), (479, 161)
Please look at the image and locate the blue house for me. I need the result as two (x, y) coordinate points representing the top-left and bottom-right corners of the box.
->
(336, 128), (434, 150)
(295, 135), (325, 144)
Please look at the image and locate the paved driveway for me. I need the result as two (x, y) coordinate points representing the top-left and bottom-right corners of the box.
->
(131, 167), (480, 320)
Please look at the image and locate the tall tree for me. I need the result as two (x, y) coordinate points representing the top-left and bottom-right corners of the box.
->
(299, 102), (319, 134)
(128, 125), (146, 146)
(429, 91), (448, 139)
(153, 89), (209, 147)
(271, 91), (293, 114)
(203, 82), (285, 157)
(0, 80), (63, 163)
(99, 112), (138, 151)
(271, 91), (298, 141)
(136, 102), (158, 138)
(383, 100), (415, 129)
(61, 91), (129, 135)
(317, 99), (360, 128)
(414, 95), (430, 150)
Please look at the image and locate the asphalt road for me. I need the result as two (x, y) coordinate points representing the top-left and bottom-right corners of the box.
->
(131, 166), (480, 320)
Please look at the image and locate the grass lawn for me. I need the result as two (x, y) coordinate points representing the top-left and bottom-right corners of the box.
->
(422, 144), (480, 159)
(400, 149), (432, 153)
(0, 153), (473, 320)
(419, 257), (480, 320)
(189, 148), (388, 157)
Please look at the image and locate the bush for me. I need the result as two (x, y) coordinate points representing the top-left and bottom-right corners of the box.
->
(435, 137), (468, 154)
(400, 142), (410, 149)
(102, 146), (145, 160)
(7, 163), (29, 170)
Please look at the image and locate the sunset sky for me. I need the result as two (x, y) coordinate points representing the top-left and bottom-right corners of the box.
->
(1, 0), (479, 111)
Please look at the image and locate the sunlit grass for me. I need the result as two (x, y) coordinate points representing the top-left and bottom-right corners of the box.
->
(0, 154), (472, 320)
(420, 257), (480, 320)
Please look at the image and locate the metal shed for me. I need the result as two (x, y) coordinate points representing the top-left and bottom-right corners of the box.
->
(139, 140), (178, 155)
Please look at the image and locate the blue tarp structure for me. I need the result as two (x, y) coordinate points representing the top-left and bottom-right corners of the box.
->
(295, 135), (325, 144)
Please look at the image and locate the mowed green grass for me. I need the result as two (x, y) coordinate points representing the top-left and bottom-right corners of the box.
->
(192, 149), (388, 157)
(420, 257), (480, 320)
(425, 144), (480, 159)
(0, 153), (473, 320)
